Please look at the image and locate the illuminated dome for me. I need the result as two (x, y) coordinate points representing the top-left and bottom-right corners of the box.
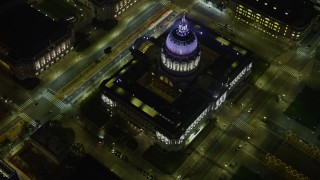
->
(161, 14), (201, 75)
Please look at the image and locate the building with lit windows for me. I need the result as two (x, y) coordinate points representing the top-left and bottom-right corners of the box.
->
(229, 0), (319, 41)
(0, 3), (73, 80)
(77, 0), (139, 20)
(100, 15), (253, 151)
(202, 0), (228, 10)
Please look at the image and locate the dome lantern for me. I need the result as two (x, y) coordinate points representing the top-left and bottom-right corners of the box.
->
(161, 14), (201, 75)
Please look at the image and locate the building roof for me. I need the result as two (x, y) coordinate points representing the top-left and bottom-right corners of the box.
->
(91, 0), (117, 6)
(0, 3), (71, 63)
(101, 17), (252, 138)
(236, 0), (318, 27)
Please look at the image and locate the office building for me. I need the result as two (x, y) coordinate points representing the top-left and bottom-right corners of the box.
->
(77, 0), (139, 20)
(229, 0), (318, 41)
(0, 3), (74, 80)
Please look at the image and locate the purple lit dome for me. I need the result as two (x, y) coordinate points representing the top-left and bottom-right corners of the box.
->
(161, 14), (201, 75)
(165, 15), (198, 56)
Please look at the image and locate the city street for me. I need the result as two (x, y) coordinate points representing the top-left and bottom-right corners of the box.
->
(1, 0), (320, 179)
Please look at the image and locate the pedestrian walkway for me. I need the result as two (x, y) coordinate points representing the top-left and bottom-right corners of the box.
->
(232, 119), (255, 135)
(52, 114), (63, 121)
(20, 99), (33, 110)
(43, 92), (67, 110)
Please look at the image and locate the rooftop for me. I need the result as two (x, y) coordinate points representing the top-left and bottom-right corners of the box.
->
(0, 3), (71, 63)
(236, 0), (318, 27)
(91, 0), (118, 6)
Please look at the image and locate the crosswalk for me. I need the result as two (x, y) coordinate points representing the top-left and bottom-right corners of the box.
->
(281, 65), (300, 78)
(20, 113), (31, 121)
(43, 92), (67, 110)
(296, 48), (315, 58)
(232, 119), (255, 135)
(296, 48), (308, 57)
(30, 120), (38, 127)
(20, 99), (33, 110)
(53, 114), (63, 121)
(20, 113), (39, 127)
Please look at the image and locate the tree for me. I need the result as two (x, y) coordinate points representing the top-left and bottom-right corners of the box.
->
(70, 143), (86, 159)
(0, 138), (10, 148)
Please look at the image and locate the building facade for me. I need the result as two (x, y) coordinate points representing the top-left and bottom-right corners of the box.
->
(0, 159), (19, 180)
(77, 0), (139, 20)
(0, 3), (74, 80)
(228, 0), (318, 42)
(100, 15), (252, 151)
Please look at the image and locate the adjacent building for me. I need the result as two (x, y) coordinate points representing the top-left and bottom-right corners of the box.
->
(0, 159), (19, 180)
(77, 0), (140, 20)
(0, 2), (74, 80)
(100, 15), (253, 151)
(228, 0), (319, 42)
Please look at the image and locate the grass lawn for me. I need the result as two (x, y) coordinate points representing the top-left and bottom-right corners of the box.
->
(13, 77), (41, 90)
(249, 56), (270, 85)
(143, 145), (188, 174)
(275, 142), (320, 179)
(143, 120), (215, 174)
(80, 90), (110, 127)
(126, 138), (138, 151)
(92, 19), (119, 31)
(36, 0), (76, 20)
(74, 32), (91, 52)
(284, 86), (320, 130)
(108, 126), (127, 140)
